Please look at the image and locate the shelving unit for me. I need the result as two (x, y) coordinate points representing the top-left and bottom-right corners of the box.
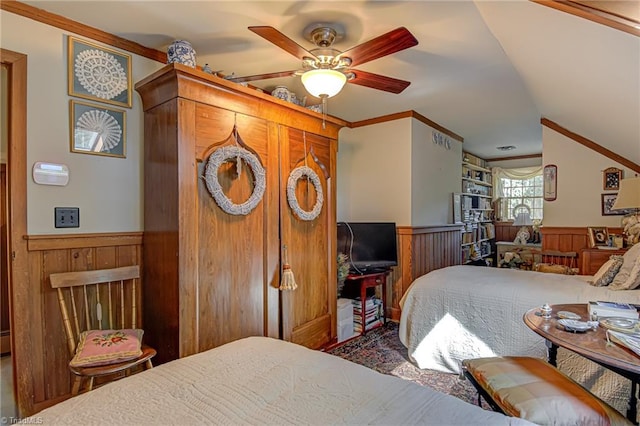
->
(454, 152), (495, 264)
(344, 271), (387, 335)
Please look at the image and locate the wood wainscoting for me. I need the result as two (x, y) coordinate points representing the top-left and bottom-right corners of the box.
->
(389, 225), (462, 321)
(540, 226), (622, 273)
(494, 226), (623, 274)
(494, 221), (520, 243)
(13, 232), (142, 416)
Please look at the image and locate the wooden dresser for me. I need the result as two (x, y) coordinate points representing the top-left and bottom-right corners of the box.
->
(580, 248), (627, 275)
(135, 64), (346, 363)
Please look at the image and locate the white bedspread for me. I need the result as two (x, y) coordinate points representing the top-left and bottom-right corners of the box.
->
(32, 336), (531, 425)
(398, 265), (640, 416)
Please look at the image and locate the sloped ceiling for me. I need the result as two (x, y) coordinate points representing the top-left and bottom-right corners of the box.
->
(476, 1), (640, 163)
(17, 0), (640, 161)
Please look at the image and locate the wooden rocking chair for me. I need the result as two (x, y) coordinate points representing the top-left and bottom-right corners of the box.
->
(49, 265), (156, 395)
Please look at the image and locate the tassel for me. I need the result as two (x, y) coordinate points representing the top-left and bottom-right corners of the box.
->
(280, 245), (298, 291)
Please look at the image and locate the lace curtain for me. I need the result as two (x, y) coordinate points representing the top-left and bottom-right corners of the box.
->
(492, 166), (543, 201)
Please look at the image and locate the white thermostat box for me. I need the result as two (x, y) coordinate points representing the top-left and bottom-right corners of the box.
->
(32, 162), (69, 186)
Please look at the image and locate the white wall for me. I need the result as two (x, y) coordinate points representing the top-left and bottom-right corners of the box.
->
(337, 117), (461, 226)
(337, 119), (412, 225)
(1, 11), (162, 234)
(542, 126), (636, 227)
(410, 120), (461, 225)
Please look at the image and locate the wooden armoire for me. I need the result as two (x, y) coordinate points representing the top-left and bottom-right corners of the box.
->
(135, 64), (346, 364)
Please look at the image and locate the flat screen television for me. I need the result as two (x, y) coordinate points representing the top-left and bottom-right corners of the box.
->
(337, 222), (398, 274)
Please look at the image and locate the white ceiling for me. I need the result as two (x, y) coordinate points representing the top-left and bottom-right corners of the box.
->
(23, 0), (640, 161)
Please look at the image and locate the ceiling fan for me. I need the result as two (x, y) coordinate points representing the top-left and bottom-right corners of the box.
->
(228, 25), (419, 97)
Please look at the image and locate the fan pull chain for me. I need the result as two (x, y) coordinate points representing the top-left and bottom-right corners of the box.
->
(303, 131), (310, 197)
(321, 95), (328, 130)
(234, 114), (242, 176)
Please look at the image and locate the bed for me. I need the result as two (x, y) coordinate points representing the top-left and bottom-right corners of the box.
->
(398, 265), (640, 416)
(31, 336), (531, 425)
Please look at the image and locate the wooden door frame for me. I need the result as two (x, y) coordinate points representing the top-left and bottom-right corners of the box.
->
(1, 48), (30, 417)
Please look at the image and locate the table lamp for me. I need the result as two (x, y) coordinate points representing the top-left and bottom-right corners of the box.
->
(612, 176), (640, 246)
(513, 211), (533, 245)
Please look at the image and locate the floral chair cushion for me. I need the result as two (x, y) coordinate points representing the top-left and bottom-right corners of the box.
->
(70, 329), (143, 368)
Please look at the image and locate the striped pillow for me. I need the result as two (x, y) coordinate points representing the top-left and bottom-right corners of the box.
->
(589, 255), (624, 287)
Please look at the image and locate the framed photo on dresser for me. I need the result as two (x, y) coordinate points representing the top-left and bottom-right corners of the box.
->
(587, 226), (609, 248)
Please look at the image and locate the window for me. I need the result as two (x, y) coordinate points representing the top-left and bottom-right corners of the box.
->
(498, 175), (543, 221)
(492, 167), (543, 222)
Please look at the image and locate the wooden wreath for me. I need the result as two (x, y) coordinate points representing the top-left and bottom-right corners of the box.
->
(205, 146), (266, 215)
(287, 166), (323, 221)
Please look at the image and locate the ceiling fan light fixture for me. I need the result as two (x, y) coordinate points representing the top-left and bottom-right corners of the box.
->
(301, 69), (347, 98)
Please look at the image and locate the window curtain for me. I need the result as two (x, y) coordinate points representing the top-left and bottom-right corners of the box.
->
(492, 166), (543, 201)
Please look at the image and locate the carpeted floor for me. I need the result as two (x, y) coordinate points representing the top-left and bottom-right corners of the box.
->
(327, 321), (490, 410)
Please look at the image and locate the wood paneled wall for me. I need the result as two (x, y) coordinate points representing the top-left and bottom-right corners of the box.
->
(540, 226), (622, 270)
(1, 164), (9, 354)
(494, 221), (521, 243)
(16, 233), (142, 415)
(496, 226), (623, 273)
(389, 225), (462, 321)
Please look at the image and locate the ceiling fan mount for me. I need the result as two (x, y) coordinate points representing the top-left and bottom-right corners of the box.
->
(309, 26), (337, 48)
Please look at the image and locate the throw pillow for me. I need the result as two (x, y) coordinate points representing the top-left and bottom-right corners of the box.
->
(589, 255), (624, 287)
(609, 255), (640, 290)
(69, 329), (143, 368)
(609, 243), (640, 289)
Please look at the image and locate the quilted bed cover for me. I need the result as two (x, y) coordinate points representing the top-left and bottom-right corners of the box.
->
(32, 336), (531, 425)
(398, 265), (640, 416)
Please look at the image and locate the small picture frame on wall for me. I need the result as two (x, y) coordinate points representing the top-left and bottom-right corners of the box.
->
(587, 226), (609, 248)
(68, 36), (132, 108)
(70, 100), (126, 158)
(601, 193), (633, 216)
(603, 167), (623, 191)
(543, 164), (557, 201)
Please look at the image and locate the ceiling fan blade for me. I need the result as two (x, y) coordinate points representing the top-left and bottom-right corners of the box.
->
(228, 70), (298, 83)
(339, 27), (418, 67)
(249, 26), (317, 60)
(347, 69), (411, 94)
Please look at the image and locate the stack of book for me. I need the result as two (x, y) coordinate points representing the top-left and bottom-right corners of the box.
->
(353, 297), (383, 333)
(588, 301), (639, 319)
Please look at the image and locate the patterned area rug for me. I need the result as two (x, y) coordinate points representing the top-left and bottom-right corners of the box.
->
(327, 321), (490, 410)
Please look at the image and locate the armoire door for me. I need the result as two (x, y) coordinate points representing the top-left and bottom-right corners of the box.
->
(193, 105), (281, 353)
(279, 127), (337, 349)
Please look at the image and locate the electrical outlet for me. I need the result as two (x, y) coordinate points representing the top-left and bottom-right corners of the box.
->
(54, 207), (79, 228)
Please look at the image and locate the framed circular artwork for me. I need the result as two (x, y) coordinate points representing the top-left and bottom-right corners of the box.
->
(68, 36), (132, 108)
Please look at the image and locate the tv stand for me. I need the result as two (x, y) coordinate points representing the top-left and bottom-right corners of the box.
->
(345, 271), (388, 335)
(352, 267), (388, 275)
